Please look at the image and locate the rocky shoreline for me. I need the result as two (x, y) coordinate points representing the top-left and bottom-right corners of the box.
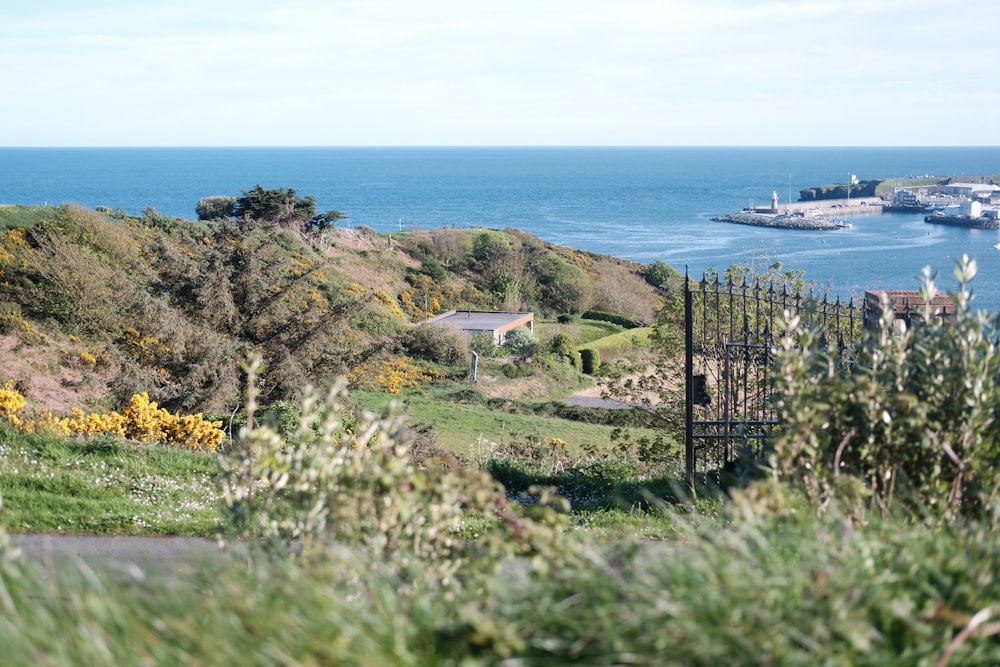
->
(711, 212), (847, 231)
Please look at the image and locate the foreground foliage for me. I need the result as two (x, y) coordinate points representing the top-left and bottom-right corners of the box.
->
(771, 257), (1000, 521)
(3, 503), (1000, 664)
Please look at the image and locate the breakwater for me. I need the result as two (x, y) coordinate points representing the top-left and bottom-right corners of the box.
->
(924, 215), (1000, 230)
(712, 212), (848, 230)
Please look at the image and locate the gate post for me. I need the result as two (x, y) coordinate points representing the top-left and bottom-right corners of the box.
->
(684, 267), (695, 488)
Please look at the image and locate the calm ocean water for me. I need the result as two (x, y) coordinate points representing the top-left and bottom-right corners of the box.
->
(2, 146), (999, 311)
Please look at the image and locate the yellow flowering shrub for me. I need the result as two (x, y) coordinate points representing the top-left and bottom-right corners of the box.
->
(346, 282), (367, 298)
(18, 409), (71, 437)
(123, 327), (172, 365)
(163, 413), (226, 451)
(0, 385), (223, 451)
(373, 290), (407, 319)
(0, 311), (47, 344)
(66, 408), (128, 438)
(0, 381), (26, 426)
(347, 356), (440, 394)
(121, 392), (172, 442)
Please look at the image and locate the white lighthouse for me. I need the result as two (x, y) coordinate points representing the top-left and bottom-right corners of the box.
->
(771, 191), (779, 213)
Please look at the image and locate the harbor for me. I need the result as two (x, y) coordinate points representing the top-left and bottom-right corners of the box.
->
(713, 192), (880, 230)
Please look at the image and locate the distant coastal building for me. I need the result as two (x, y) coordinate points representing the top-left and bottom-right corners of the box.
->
(863, 290), (955, 333)
(944, 182), (1000, 199)
(887, 187), (922, 212)
(420, 310), (534, 345)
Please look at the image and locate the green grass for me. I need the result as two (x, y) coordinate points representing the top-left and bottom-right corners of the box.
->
(579, 325), (652, 362)
(352, 388), (665, 455)
(0, 204), (61, 230)
(535, 317), (627, 345)
(0, 425), (221, 535)
(5, 388), (1000, 663)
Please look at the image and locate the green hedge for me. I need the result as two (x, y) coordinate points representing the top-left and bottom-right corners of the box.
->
(581, 310), (642, 329)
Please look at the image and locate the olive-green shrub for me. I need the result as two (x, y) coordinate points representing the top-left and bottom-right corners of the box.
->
(769, 257), (1000, 521)
(218, 357), (578, 589)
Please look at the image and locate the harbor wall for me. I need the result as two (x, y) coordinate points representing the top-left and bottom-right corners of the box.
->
(779, 197), (883, 217)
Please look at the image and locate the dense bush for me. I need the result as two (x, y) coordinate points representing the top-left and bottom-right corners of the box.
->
(218, 357), (577, 581)
(582, 309), (643, 329)
(503, 326), (539, 359)
(769, 257), (1000, 521)
(401, 322), (469, 365)
(195, 195), (237, 220)
(469, 331), (500, 358)
(644, 258), (681, 289)
(579, 348), (598, 375)
(0, 383), (224, 451)
(547, 332), (578, 368)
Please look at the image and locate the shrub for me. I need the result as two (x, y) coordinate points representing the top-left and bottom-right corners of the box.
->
(218, 356), (578, 586)
(543, 332), (583, 370)
(0, 385), (224, 451)
(645, 259), (681, 289)
(769, 257), (1000, 521)
(579, 348), (598, 375)
(501, 362), (533, 379)
(503, 326), (539, 359)
(418, 257), (448, 282)
(469, 331), (500, 358)
(347, 355), (440, 394)
(402, 323), (469, 365)
(582, 310), (643, 329)
(195, 196), (237, 220)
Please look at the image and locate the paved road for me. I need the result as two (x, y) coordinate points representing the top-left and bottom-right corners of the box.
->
(562, 395), (634, 409)
(9, 533), (235, 579)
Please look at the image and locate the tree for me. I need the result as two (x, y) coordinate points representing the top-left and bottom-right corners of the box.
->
(645, 259), (680, 290)
(232, 185), (316, 230)
(308, 209), (347, 233)
(195, 196), (237, 221)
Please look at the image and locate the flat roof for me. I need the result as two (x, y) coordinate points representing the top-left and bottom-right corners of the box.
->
(424, 310), (533, 332)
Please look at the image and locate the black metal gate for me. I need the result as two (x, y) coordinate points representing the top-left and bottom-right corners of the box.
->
(684, 269), (864, 483)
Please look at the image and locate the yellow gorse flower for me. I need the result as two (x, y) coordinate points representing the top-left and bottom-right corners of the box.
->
(0, 386), (224, 451)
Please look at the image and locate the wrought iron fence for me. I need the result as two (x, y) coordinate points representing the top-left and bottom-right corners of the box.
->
(684, 269), (866, 484)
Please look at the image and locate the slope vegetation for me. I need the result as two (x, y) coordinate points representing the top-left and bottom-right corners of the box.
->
(0, 203), (672, 423)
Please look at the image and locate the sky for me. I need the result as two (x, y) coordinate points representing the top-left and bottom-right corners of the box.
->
(2, 0), (999, 147)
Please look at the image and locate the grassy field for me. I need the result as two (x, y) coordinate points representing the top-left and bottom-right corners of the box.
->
(578, 326), (652, 364)
(0, 425), (220, 535)
(351, 388), (665, 455)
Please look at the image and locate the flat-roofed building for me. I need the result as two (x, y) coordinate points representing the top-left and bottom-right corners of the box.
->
(420, 310), (534, 344)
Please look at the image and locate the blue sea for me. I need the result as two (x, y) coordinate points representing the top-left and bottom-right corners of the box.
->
(2, 146), (999, 311)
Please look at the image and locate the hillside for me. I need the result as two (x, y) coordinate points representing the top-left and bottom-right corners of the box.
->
(0, 202), (675, 423)
(800, 173), (1000, 201)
